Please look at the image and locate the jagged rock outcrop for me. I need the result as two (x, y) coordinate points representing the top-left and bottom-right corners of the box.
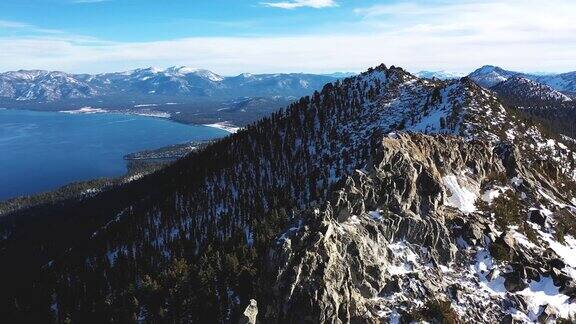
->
(239, 299), (258, 324)
(268, 133), (576, 323)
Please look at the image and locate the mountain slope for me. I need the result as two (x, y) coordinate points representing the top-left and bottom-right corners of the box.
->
(492, 76), (572, 106)
(468, 65), (520, 88)
(0, 70), (96, 101)
(534, 72), (576, 97)
(2, 64), (576, 323)
(469, 66), (576, 139)
(271, 131), (576, 322)
(468, 65), (576, 97)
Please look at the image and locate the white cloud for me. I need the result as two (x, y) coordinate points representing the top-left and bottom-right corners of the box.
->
(0, 0), (575, 74)
(0, 20), (32, 29)
(261, 0), (337, 9)
(354, 0), (576, 39)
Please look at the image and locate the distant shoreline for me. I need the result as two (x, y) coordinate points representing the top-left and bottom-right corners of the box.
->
(203, 122), (241, 133)
(58, 106), (172, 119)
(1, 107), (240, 133)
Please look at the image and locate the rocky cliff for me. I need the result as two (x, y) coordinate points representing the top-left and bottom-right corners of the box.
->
(268, 133), (576, 323)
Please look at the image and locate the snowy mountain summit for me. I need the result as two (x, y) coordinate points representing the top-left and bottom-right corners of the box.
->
(2, 64), (576, 323)
(468, 65), (519, 88)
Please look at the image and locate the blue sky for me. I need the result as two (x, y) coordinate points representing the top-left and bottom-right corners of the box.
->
(0, 0), (575, 74)
(0, 0), (364, 41)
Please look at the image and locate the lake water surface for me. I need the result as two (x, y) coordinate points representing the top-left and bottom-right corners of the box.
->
(0, 109), (228, 200)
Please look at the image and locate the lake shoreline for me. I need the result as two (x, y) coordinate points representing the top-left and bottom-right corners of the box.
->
(2, 107), (242, 133)
(0, 109), (229, 201)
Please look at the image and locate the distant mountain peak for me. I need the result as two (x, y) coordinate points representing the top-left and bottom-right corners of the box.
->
(165, 66), (197, 74)
(468, 65), (519, 88)
(137, 67), (163, 73)
(416, 70), (465, 80)
(474, 65), (501, 73)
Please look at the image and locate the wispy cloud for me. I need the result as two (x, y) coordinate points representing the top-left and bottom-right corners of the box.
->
(354, 0), (576, 37)
(0, 19), (75, 36)
(261, 0), (337, 9)
(0, 20), (32, 29)
(0, 0), (575, 74)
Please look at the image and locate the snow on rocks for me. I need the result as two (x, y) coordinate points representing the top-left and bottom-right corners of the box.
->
(387, 241), (419, 275)
(518, 276), (576, 321)
(481, 186), (509, 204)
(471, 249), (507, 295)
(368, 210), (384, 221)
(443, 174), (479, 214)
(540, 232), (576, 268)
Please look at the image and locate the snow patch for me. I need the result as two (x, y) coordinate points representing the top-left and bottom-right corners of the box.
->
(443, 174), (478, 214)
(387, 241), (419, 275)
(481, 186), (508, 204)
(518, 276), (576, 320)
(511, 177), (523, 187)
(368, 210), (383, 221)
(347, 215), (361, 225)
(60, 107), (108, 114)
(204, 122), (241, 133)
(472, 249), (507, 295)
(541, 233), (576, 267)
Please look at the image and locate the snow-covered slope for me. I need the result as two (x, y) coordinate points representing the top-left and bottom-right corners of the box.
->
(492, 76), (572, 106)
(468, 65), (576, 98)
(534, 72), (576, 96)
(468, 65), (520, 88)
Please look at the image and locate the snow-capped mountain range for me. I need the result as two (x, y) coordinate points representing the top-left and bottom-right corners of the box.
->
(468, 65), (576, 97)
(0, 67), (340, 102)
(0, 70), (96, 101)
(1, 65), (574, 105)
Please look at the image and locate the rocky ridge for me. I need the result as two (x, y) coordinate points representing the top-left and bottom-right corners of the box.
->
(268, 132), (576, 323)
(492, 76), (573, 106)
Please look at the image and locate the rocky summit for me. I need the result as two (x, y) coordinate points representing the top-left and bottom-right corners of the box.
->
(2, 64), (576, 323)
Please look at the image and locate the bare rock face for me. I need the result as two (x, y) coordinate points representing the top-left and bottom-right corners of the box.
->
(239, 299), (258, 324)
(267, 134), (503, 322)
(265, 133), (576, 323)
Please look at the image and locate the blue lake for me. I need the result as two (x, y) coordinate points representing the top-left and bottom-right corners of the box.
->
(0, 109), (229, 200)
